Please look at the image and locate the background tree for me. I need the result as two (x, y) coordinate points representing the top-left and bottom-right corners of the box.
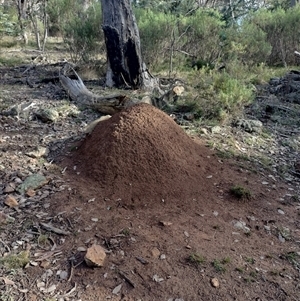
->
(100, 0), (156, 89)
(14, 0), (48, 49)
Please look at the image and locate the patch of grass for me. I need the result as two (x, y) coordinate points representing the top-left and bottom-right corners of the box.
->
(174, 99), (201, 115)
(188, 253), (206, 265)
(278, 227), (291, 241)
(235, 267), (244, 273)
(0, 251), (30, 269)
(265, 254), (273, 259)
(237, 154), (251, 162)
(245, 257), (255, 264)
(249, 270), (258, 278)
(269, 270), (280, 276)
(56, 102), (80, 118)
(216, 149), (235, 159)
(0, 39), (18, 48)
(212, 258), (229, 273)
(21, 219), (34, 231)
(277, 164), (292, 177)
(280, 251), (300, 271)
(283, 251), (299, 264)
(0, 56), (24, 67)
(258, 155), (273, 170)
(230, 185), (251, 200)
(120, 228), (130, 236)
(243, 271), (258, 283)
(221, 257), (231, 264)
(37, 234), (49, 247)
(290, 195), (299, 203)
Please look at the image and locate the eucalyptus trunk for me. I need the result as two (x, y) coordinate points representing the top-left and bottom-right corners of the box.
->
(100, 0), (155, 89)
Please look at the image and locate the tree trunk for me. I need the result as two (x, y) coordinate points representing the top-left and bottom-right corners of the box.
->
(100, 0), (156, 90)
(15, 0), (28, 44)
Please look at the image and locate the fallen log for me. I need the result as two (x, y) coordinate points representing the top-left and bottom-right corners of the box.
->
(59, 67), (137, 114)
(59, 65), (184, 114)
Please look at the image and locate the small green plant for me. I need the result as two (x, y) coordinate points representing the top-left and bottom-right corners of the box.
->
(120, 228), (130, 236)
(198, 69), (254, 120)
(278, 227), (291, 241)
(37, 234), (49, 247)
(188, 253), (206, 265)
(221, 257), (231, 264)
(0, 56), (24, 67)
(245, 257), (255, 264)
(290, 195), (299, 203)
(0, 251), (30, 269)
(243, 277), (251, 283)
(0, 38), (18, 48)
(235, 267), (244, 273)
(216, 149), (234, 159)
(69, 145), (78, 152)
(283, 251), (299, 264)
(249, 270), (258, 279)
(269, 270), (279, 276)
(282, 251), (300, 271)
(230, 185), (251, 200)
(211, 257), (231, 273)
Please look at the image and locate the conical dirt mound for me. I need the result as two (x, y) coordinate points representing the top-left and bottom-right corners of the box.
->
(73, 103), (216, 201)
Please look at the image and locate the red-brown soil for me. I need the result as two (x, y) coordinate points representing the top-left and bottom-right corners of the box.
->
(48, 103), (299, 300)
(73, 103), (219, 202)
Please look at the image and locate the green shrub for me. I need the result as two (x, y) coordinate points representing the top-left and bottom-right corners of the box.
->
(230, 185), (252, 200)
(0, 6), (17, 38)
(136, 9), (175, 70)
(63, 2), (103, 62)
(47, 0), (103, 62)
(47, 0), (72, 36)
(187, 66), (254, 121)
(249, 7), (300, 66)
(188, 253), (206, 265)
(223, 22), (271, 66)
(180, 9), (225, 67)
(137, 8), (226, 72)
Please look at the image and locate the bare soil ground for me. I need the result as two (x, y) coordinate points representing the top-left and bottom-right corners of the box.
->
(0, 51), (300, 301)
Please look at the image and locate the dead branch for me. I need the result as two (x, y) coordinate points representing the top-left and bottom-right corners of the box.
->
(59, 67), (135, 114)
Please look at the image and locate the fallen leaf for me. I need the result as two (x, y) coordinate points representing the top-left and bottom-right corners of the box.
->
(4, 195), (18, 208)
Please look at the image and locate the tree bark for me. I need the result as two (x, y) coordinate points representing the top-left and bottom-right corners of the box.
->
(15, 0), (28, 44)
(100, 0), (156, 90)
